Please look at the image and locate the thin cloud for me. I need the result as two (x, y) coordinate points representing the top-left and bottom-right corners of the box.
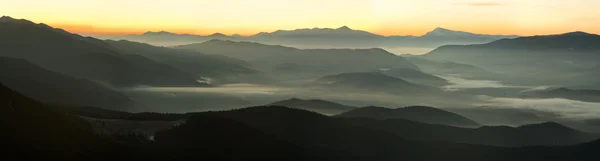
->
(455, 2), (505, 7)
(477, 97), (600, 120)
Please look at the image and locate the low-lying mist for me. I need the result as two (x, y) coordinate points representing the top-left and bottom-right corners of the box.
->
(119, 75), (600, 132)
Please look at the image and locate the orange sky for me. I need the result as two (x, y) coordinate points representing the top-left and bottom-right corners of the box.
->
(2, 0), (600, 36)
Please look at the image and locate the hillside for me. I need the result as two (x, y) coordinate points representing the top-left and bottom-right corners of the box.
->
(0, 57), (131, 109)
(99, 26), (514, 49)
(336, 106), (479, 127)
(105, 40), (271, 84)
(377, 67), (449, 86)
(268, 98), (357, 115)
(0, 16), (201, 87)
(0, 83), (107, 161)
(422, 31), (600, 85)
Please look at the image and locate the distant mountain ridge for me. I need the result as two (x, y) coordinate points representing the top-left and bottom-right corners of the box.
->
(97, 26), (517, 50)
(0, 16), (203, 87)
(421, 27), (516, 39)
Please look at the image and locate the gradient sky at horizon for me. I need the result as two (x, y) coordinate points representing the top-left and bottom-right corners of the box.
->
(2, 0), (599, 36)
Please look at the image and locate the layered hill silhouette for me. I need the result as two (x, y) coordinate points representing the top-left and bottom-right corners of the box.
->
(306, 72), (438, 94)
(104, 40), (270, 84)
(176, 40), (419, 81)
(376, 67), (449, 86)
(100, 26), (515, 49)
(154, 116), (361, 161)
(418, 27), (516, 42)
(406, 57), (500, 80)
(174, 106), (600, 161)
(0, 83), (108, 161)
(0, 16), (202, 87)
(423, 31), (600, 85)
(361, 119), (599, 147)
(336, 106), (479, 127)
(521, 87), (600, 102)
(4, 85), (600, 161)
(0, 57), (131, 109)
(267, 98), (357, 115)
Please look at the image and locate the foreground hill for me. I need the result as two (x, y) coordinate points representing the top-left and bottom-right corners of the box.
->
(0, 57), (131, 109)
(267, 98), (357, 115)
(0, 83), (108, 161)
(336, 106), (479, 127)
(0, 16), (201, 87)
(180, 106), (599, 161)
(520, 87), (600, 102)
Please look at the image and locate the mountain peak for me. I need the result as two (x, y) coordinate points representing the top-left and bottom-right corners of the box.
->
(286, 98), (303, 101)
(518, 122), (572, 130)
(561, 31), (596, 36)
(402, 106), (439, 111)
(0, 16), (33, 24)
(432, 27), (453, 32)
(426, 27), (464, 35)
(337, 26), (352, 30)
(143, 31), (175, 35)
(0, 15), (14, 20)
(209, 33), (227, 37)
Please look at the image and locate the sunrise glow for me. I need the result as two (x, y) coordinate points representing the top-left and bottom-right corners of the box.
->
(2, 0), (600, 36)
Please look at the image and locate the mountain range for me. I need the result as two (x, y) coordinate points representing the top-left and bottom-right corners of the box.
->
(104, 40), (269, 84)
(376, 67), (450, 87)
(306, 72), (438, 94)
(520, 87), (600, 102)
(176, 40), (419, 83)
(98, 26), (516, 51)
(422, 31), (600, 85)
(6, 15), (600, 161)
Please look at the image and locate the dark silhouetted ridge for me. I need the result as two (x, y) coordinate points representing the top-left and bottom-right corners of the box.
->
(337, 26), (352, 30)
(0, 17), (202, 87)
(268, 98), (357, 115)
(307, 72), (436, 94)
(336, 106), (479, 127)
(0, 57), (130, 109)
